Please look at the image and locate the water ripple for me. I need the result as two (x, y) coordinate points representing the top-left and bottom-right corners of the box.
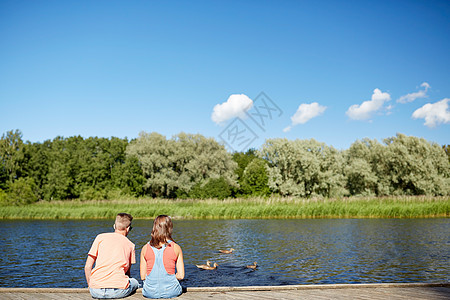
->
(0, 218), (449, 287)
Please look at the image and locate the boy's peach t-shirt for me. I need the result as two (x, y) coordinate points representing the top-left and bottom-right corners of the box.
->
(88, 232), (136, 289)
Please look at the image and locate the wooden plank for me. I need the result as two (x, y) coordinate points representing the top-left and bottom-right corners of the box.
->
(385, 288), (430, 299)
(269, 290), (311, 300)
(0, 284), (448, 300)
(2, 283), (448, 293)
(404, 287), (450, 300)
(300, 289), (360, 300)
(0, 293), (48, 300)
(237, 291), (288, 300)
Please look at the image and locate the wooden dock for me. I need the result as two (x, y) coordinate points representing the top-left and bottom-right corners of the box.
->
(0, 283), (448, 299)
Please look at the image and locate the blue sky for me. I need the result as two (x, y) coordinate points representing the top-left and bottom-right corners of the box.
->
(1, 0), (449, 151)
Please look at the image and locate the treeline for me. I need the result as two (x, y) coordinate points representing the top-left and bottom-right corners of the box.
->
(0, 130), (449, 205)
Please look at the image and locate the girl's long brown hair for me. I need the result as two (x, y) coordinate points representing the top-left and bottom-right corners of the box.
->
(150, 215), (174, 248)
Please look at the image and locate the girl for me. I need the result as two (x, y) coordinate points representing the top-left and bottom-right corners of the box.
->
(140, 215), (185, 298)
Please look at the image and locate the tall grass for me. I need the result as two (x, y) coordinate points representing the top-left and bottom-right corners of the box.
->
(0, 196), (448, 220)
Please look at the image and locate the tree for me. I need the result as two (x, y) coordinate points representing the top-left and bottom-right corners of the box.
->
(126, 132), (238, 198)
(240, 158), (271, 197)
(232, 149), (258, 180)
(382, 134), (450, 195)
(36, 135), (142, 200)
(111, 155), (145, 197)
(21, 140), (51, 200)
(188, 177), (233, 199)
(260, 138), (346, 197)
(443, 145), (450, 162)
(108, 137), (143, 196)
(0, 159), (7, 191)
(0, 188), (7, 205)
(125, 132), (176, 197)
(345, 134), (450, 196)
(42, 136), (74, 200)
(0, 130), (25, 189)
(74, 136), (117, 197)
(6, 177), (38, 205)
(344, 139), (380, 195)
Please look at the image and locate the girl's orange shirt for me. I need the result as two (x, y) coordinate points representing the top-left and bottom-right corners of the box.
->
(144, 242), (178, 275)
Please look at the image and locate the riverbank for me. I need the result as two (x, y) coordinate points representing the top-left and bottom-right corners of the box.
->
(0, 196), (448, 219)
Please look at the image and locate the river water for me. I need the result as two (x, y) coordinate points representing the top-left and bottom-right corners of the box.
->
(0, 218), (448, 288)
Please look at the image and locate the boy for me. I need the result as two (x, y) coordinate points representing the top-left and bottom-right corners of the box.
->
(85, 213), (139, 299)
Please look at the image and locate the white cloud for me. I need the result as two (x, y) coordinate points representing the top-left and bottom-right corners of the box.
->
(385, 104), (394, 115)
(421, 82), (430, 89)
(397, 82), (430, 104)
(211, 94), (253, 124)
(412, 98), (450, 128)
(346, 88), (391, 120)
(283, 102), (327, 132)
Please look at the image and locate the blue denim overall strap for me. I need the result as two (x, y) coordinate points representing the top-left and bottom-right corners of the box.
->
(142, 241), (182, 299)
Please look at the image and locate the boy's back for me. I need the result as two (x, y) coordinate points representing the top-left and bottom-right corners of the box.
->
(88, 232), (136, 289)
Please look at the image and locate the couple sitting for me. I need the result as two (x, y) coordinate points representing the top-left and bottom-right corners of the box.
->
(84, 213), (184, 299)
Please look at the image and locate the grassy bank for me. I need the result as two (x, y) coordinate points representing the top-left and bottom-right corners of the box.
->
(0, 196), (449, 219)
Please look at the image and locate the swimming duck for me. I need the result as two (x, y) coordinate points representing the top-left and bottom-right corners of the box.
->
(219, 248), (235, 254)
(196, 261), (219, 270)
(246, 262), (257, 269)
(195, 260), (211, 269)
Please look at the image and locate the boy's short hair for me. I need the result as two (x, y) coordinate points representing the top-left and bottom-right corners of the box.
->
(115, 213), (133, 230)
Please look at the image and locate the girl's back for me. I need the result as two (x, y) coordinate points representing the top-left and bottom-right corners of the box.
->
(140, 215), (184, 299)
(142, 242), (182, 299)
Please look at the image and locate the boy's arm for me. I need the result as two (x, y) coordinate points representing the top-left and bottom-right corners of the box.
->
(126, 244), (136, 277)
(84, 255), (96, 287)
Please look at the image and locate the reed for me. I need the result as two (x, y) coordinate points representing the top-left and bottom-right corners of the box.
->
(0, 196), (448, 220)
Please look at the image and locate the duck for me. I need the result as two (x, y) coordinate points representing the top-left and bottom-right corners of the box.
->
(196, 261), (219, 270)
(219, 248), (235, 254)
(195, 260), (211, 269)
(246, 262), (258, 269)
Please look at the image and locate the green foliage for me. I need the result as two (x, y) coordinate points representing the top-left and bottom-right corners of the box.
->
(382, 134), (449, 195)
(5, 177), (39, 205)
(126, 132), (238, 197)
(21, 141), (51, 199)
(0, 133), (144, 201)
(45, 152), (73, 200)
(188, 177), (233, 200)
(0, 129), (25, 189)
(344, 139), (380, 196)
(1, 129), (449, 204)
(344, 158), (377, 196)
(0, 162), (7, 191)
(80, 187), (108, 201)
(41, 135), (145, 200)
(261, 138), (347, 198)
(443, 145), (450, 162)
(111, 156), (145, 196)
(0, 188), (7, 204)
(344, 134), (450, 196)
(232, 149), (257, 180)
(232, 149), (270, 197)
(240, 158), (271, 196)
(126, 132), (174, 197)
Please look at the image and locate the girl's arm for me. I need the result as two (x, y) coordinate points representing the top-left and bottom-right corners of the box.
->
(140, 244), (147, 280)
(174, 243), (185, 280)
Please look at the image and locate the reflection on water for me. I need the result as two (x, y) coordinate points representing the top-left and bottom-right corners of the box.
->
(0, 218), (448, 287)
